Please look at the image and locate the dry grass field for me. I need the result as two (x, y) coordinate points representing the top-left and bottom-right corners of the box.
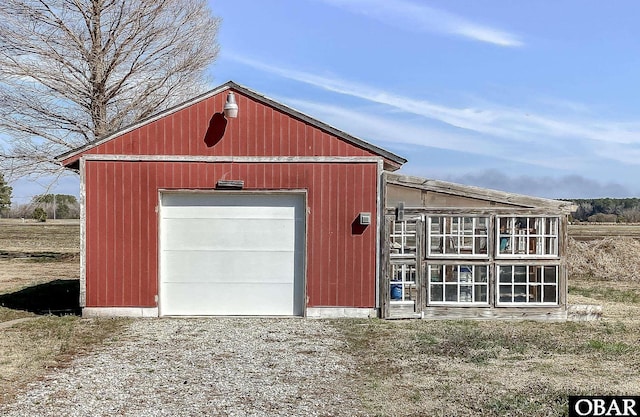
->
(569, 222), (640, 241)
(0, 219), (80, 297)
(332, 224), (640, 416)
(0, 220), (638, 414)
(0, 219), (129, 404)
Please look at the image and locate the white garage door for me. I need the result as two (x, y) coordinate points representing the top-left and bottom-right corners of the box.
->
(160, 192), (305, 316)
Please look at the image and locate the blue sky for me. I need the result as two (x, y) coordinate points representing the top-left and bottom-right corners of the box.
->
(10, 0), (640, 203)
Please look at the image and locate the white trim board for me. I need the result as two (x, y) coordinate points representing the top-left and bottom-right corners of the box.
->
(81, 155), (384, 164)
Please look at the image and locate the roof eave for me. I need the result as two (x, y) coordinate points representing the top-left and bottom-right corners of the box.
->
(385, 172), (575, 213)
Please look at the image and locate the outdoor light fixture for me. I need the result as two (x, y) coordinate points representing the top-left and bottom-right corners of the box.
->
(216, 179), (244, 189)
(223, 91), (239, 118)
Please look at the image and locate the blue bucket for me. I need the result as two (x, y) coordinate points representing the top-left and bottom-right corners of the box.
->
(391, 284), (403, 300)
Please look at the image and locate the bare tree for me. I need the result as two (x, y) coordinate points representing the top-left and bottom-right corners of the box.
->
(0, 0), (220, 178)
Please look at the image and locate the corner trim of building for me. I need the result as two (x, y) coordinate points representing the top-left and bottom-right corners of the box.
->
(82, 307), (159, 318)
(306, 307), (378, 319)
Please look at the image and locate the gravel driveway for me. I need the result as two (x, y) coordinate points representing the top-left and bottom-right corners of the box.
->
(0, 318), (367, 416)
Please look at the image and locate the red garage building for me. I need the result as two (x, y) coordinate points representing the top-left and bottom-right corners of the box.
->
(59, 81), (406, 318)
(60, 81), (574, 319)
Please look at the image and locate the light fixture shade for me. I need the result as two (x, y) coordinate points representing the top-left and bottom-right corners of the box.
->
(223, 92), (239, 118)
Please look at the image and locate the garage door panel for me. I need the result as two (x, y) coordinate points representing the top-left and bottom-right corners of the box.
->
(162, 218), (295, 251)
(162, 205), (296, 220)
(162, 250), (295, 283)
(162, 193), (301, 209)
(161, 283), (296, 316)
(160, 192), (304, 316)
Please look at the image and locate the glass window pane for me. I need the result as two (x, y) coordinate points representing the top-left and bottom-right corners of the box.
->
(476, 266), (488, 282)
(499, 266), (512, 282)
(544, 266), (557, 283)
(393, 264), (402, 281)
(514, 266), (527, 282)
(390, 283), (403, 300)
(445, 285), (458, 302)
(445, 265), (457, 282)
(529, 237), (538, 255)
(403, 286), (414, 301)
(529, 284), (542, 302)
(543, 285), (557, 303)
(430, 284), (443, 302)
(460, 285), (472, 302)
(499, 237), (511, 254)
(474, 285), (487, 302)
(475, 236), (488, 254)
(459, 265), (473, 282)
(529, 266), (541, 283)
(430, 237), (443, 254)
(463, 217), (473, 233)
(430, 266), (443, 282)
(407, 266), (416, 283)
(545, 237), (557, 255)
(514, 285), (527, 302)
(405, 235), (416, 254)
(443, 237), (454, 254)
(499, 285), (512, 302)
(427, 263), (490, 304)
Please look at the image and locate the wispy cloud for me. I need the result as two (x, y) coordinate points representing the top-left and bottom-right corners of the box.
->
(231, 55), (640, 150)
(315, 0), (523, 47)
(283, 97), (489, 154)
(283, 97), (585, 171)
(444, 169), (631, 199)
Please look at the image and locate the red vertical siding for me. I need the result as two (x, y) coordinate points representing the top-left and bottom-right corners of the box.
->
(72, 90), (380, 162)
(73, 87), (393, 311)
(84, 161), (378, 309)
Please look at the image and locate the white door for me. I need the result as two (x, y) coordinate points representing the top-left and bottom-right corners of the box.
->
(160, 192), (305, 316)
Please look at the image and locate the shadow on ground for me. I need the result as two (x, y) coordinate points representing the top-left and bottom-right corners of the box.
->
(0, 279), (81, 315)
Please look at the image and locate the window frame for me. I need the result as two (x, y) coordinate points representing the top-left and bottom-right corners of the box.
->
(427, 263), (490, 306)
(426, 215), (490, 259)
(495, 216), (560, 259)
(390, 219), (418, 259)
(496, 264), (559, 306)
(389, 261), (418, 305)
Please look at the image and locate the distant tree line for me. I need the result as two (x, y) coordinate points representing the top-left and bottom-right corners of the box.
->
(567, 198), (640, 223)
(8, 194), (79, 221)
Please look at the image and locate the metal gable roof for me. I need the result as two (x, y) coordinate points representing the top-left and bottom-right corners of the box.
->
(57, 80), (407, 168)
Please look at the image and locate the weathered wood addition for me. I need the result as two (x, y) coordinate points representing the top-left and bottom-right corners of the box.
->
(381, 172), (574, 320)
